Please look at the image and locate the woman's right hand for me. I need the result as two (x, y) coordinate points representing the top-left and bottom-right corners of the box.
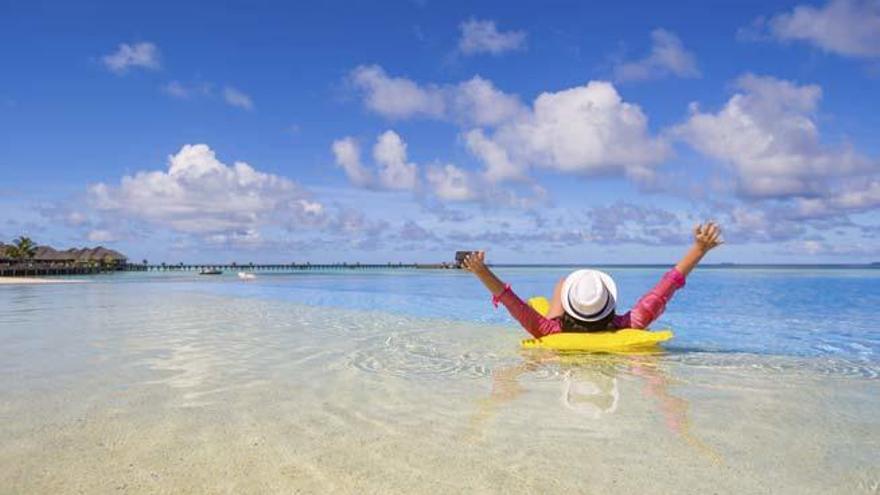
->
(461, 251), (487, 273)
(694, 222), (723, 252)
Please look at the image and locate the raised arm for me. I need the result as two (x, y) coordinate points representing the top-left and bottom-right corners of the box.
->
(621, 222), (723, 329)
(462, 251), (561, 338)
(675, 222), (723, 277)
(461, 251), (505, 296)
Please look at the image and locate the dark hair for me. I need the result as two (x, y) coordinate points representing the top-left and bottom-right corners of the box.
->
(558, 311), (615, 332)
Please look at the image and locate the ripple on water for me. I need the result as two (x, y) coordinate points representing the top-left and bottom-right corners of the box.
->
(348, 333), (496, 380)
(664, 351), (880, 380)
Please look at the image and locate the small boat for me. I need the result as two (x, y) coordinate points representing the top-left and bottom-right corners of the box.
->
(237, 271), (256, 280)
(199, 269), (223, 275)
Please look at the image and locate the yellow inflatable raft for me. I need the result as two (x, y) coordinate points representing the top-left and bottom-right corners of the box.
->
(520, 297), (673, 351)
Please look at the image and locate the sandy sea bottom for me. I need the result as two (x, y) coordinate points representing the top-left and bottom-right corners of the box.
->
(1, 288), (878, 494)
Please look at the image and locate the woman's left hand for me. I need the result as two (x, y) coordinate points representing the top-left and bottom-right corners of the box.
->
(461, 251), (487, 273)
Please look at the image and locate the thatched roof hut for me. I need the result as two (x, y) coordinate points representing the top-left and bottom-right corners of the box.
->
(32, 246), (127, 264)
(0, 241), (127, 266)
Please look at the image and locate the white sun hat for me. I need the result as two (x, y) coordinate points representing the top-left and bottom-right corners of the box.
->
(560, 269), (618, 322)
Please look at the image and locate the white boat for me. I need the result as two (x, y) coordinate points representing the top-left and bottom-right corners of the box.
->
(237, 271), (256, 280)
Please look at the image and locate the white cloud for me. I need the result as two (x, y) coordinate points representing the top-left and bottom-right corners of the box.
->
(330, 131), (541, 207)
(613, 29), (700, 82)
(585, 202), (690, 245)
(223, 86), (254, 110)
(764, 0), (880, 58)
(467, 81), (670, 182)
(449, 76), (526, 126)
(458, 19), (527, 55)
(89, 144), (323, 235)
(331, 131), (419, 191)
(101, 42), (161, 74)
(162, 80), (212, 99)
(204, 229), (263, 247)
(331, 137), (374, 187)
(350, 65), (525, 125)
(87, 229), (118, 243)
(373, 130), (419, 190)
(425, 164), (478, 201)
(350, 65), (445, 119)
(673, 74), (870, 198)
(794, 179), (880, 216)
(349, 68), (666, 183)
(464, 129), (524, 182)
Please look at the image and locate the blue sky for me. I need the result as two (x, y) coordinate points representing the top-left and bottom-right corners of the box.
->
(1, 0), (879, 264)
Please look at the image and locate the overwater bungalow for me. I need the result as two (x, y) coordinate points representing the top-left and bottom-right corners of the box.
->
(29, 246), (128, 268)
(0, 242), (128, 276)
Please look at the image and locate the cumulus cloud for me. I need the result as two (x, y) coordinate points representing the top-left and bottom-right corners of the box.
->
(457, 18), (527, 56)
(373, 130), (419, 190)
(350, 65), (445, 119)
(349, 66), (524, 124)
(425, 163), (478, 201)
(673, 74), (871, 198)
(449, 76), (526, 126)
(467, 81), (670, 182)
(89, 144), (323, 235)
(331, 130), (545, 208)
(464, 129), (524, 182)
(223, 86), (254, 110)
(101, 42), (161, 74)
(331, 137), (374, 187)
(350, 68), (668, 188)
(331, 131), (419, 191)
(754, 0), (880, 58)
(613, 29), (700, 82)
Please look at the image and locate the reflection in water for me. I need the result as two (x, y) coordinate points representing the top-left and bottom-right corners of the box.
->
(472, 351), (722, 464)
(562, 368), (618, 418)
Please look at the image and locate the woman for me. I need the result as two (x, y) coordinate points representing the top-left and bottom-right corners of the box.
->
(462, 222), (723, 338)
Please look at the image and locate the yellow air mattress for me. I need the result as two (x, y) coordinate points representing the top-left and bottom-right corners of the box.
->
(520, 297), (673, 351)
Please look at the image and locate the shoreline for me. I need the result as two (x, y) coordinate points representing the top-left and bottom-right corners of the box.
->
(0, 277), (84, 285)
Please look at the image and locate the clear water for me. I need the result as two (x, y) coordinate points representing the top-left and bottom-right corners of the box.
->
(181, 267), (880, 364)
(1, 268), (878, 493)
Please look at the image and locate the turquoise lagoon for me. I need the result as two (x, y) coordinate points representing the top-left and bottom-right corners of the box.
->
(1, 267), (878, 493)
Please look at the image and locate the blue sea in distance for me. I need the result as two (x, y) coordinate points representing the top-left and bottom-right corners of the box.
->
(145, 265), (877, 363)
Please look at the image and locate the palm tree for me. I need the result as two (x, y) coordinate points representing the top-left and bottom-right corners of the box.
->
(5, 236), (37, 261)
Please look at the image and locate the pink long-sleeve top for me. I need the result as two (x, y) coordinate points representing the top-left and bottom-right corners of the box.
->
(492, 268), (686, 338)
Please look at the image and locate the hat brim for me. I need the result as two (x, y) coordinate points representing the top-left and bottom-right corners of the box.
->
(560, 270), (618, 322)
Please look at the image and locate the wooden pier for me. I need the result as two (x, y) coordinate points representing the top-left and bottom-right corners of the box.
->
(0, 261), (458, 277)
(0, 264), (117, 277)
(135, 262), (455, 272)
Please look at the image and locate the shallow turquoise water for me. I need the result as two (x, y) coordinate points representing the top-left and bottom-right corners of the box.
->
(1, 268), (878, 493)
(172, 267), (880, 365)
